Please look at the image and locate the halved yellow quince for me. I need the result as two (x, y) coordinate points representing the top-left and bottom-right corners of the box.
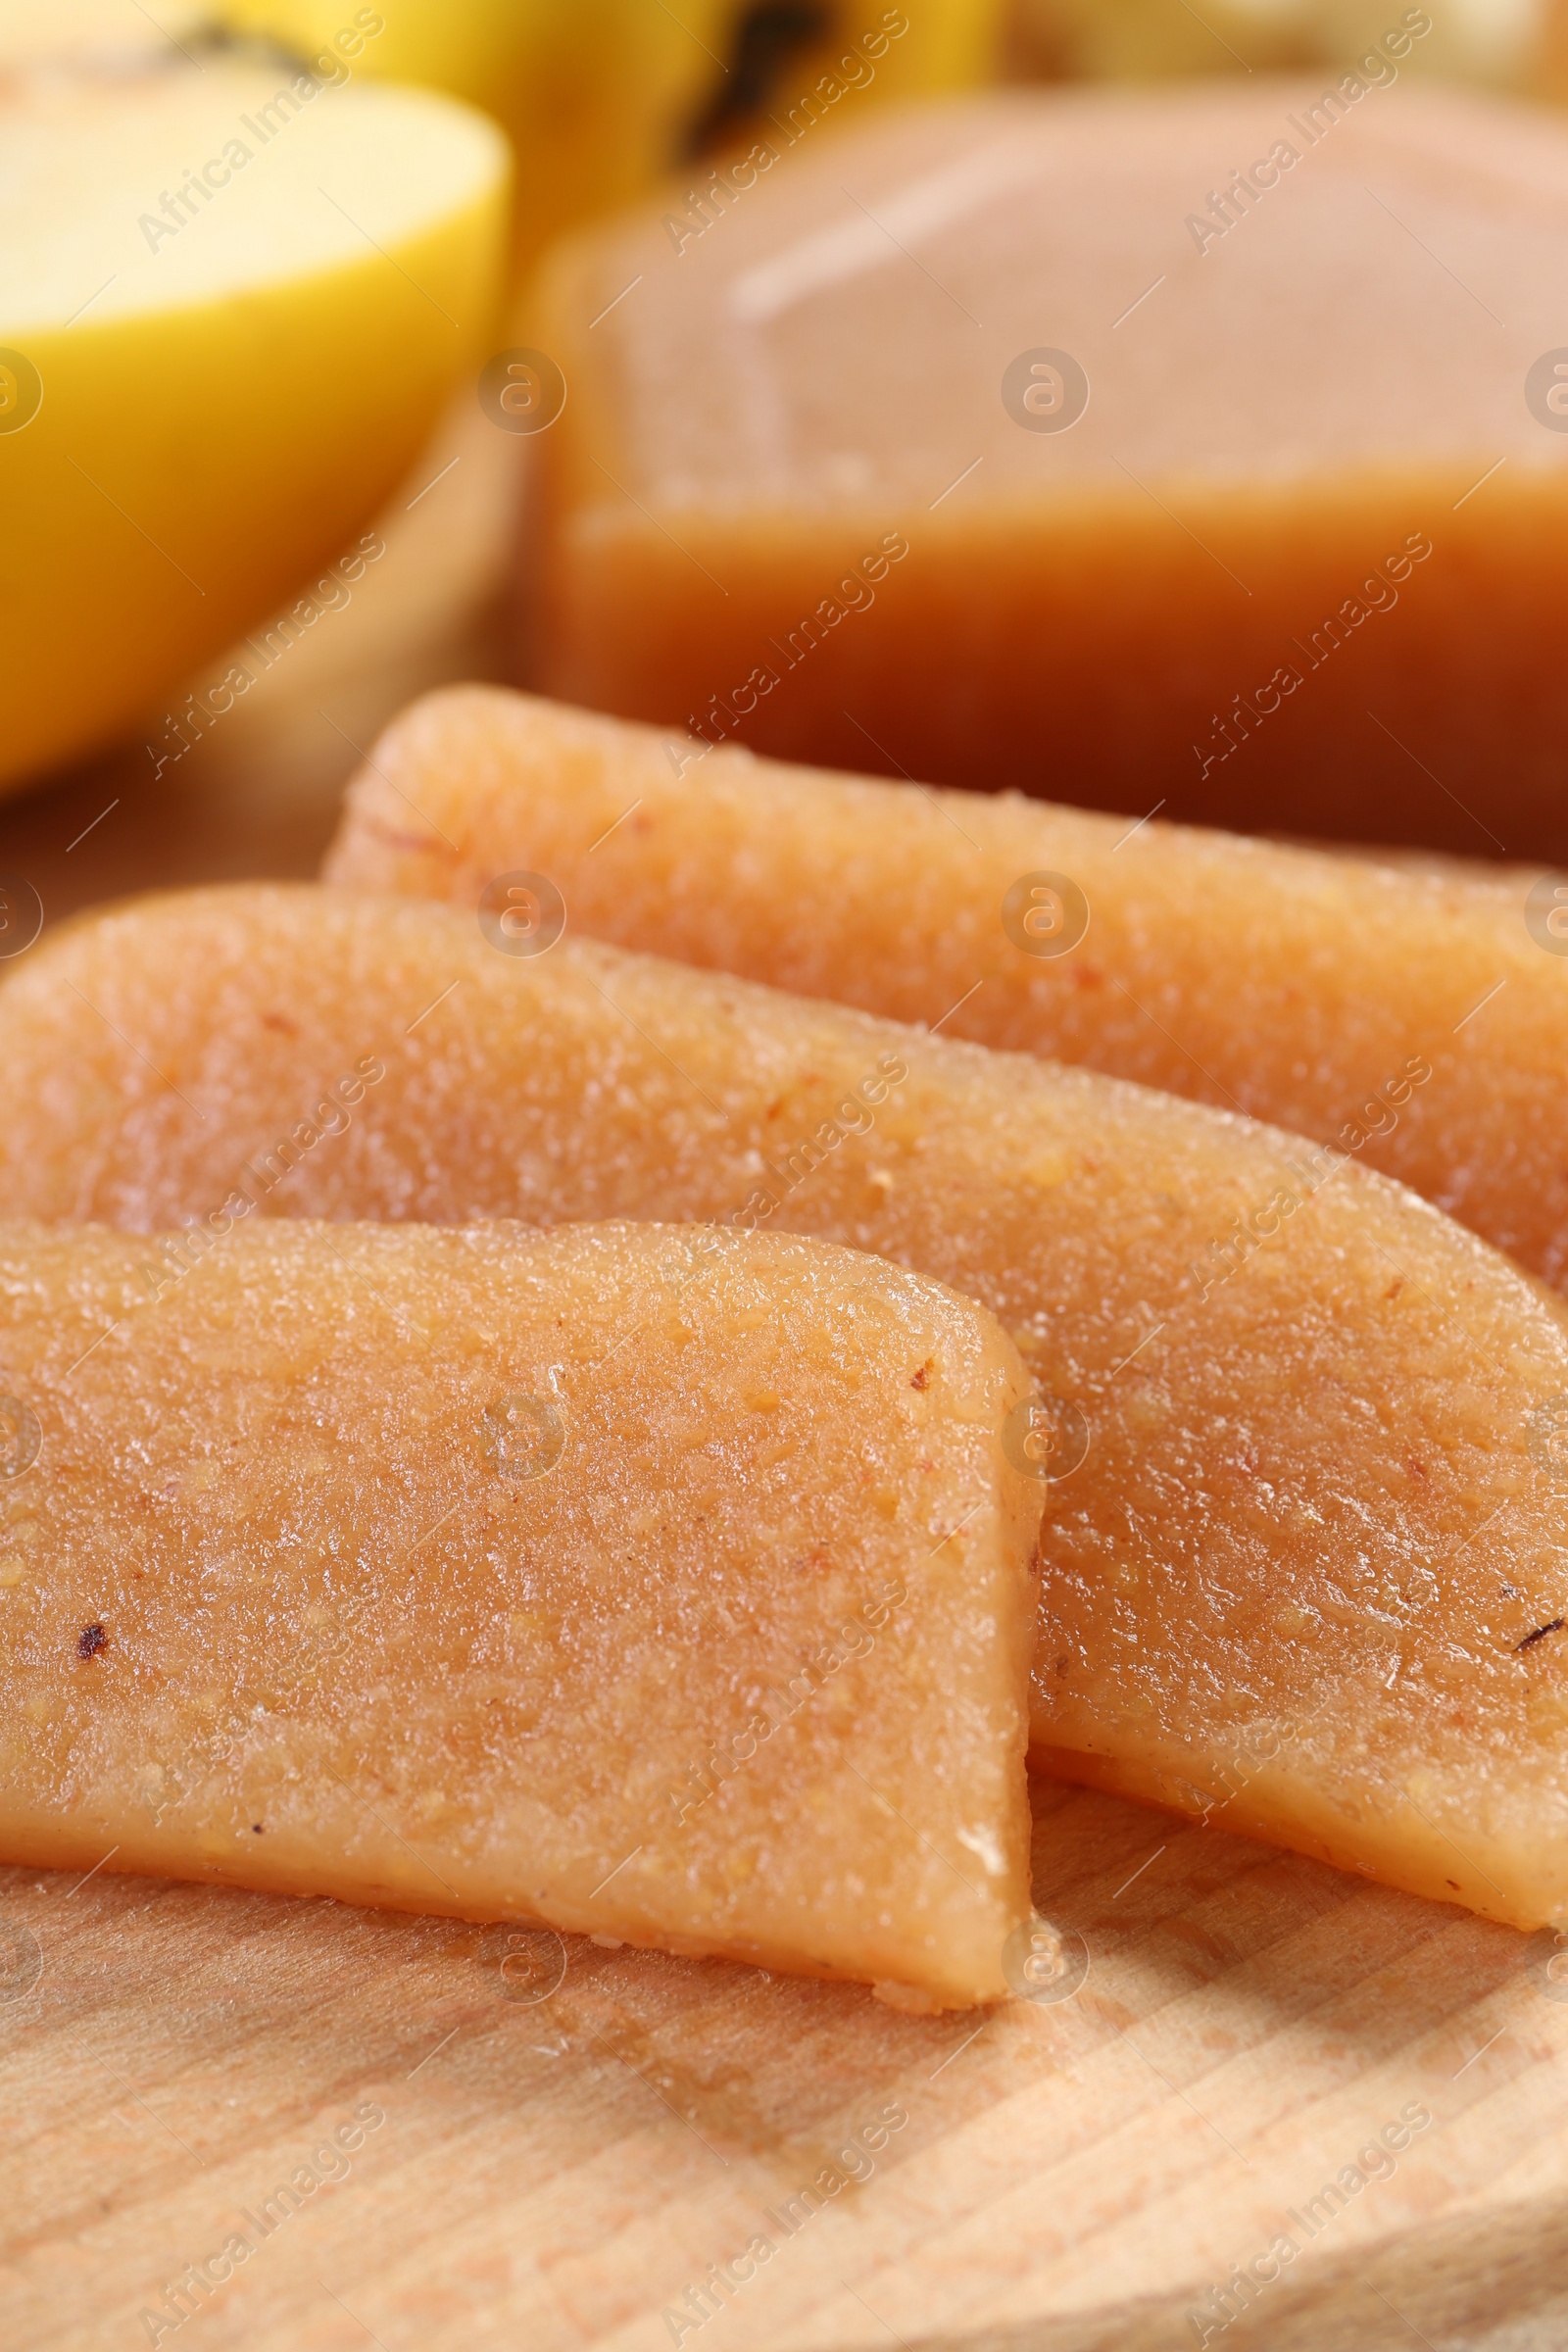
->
(0, 46), (508, 793)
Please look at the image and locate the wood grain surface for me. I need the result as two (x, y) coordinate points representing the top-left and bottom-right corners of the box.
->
(1, 366), (1566, 2352)
(3, 1779), (1567, 2351)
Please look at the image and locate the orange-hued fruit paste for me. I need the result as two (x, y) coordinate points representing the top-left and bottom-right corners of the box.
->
(5, 885), (1568, 1928)
(0, 1218), (1036, 2008)
(524, 79), (1568, 854)
(328, 686), (1568, 1287)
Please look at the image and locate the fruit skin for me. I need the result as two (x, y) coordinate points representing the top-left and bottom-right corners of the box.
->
(217, 0), (738, 264)
(793, 0), (1004, 100)
(215, 4), (1004, 265)
(0, 70), (508, 797)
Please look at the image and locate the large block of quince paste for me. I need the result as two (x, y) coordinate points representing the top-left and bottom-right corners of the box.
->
(525, 76), (1568, 853)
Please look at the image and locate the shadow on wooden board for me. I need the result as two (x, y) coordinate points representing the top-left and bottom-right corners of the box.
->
(896, 2193), (1568, 2351)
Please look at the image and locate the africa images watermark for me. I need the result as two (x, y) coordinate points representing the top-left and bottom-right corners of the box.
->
(1187, 2101), (1433, 2344)
(137, 2103), (385, 2343)
(135, 1054), (387, 1307)
(145, 531), (386, 779)
(667, 532), (910, 777)
(1188, 1054), (1433, 1303)
(664, 1581), (907, 1828)
(662, 2101), (909, 2344)
(1193, 530), (1433, 783)
(732, 1049), (911, 1230)
(662, 9), (911, 256)
(137, 11), (386, 253)
(1183, 10), (1433, 255)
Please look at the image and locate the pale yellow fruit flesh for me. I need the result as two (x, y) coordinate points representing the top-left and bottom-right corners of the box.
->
(0, 1218), (1035, 2009)
(521, 83), (1568, 852)
(0, 57), (508, 791)
(3, 885), (1568, 1929)
(325, 685), (1568, 1289)
(0, 0), (206, 64)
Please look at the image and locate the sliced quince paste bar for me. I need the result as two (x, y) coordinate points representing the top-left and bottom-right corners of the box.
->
(0, 1220), (1037, 2010)
(4, 887), (1568, 1931)
(327, 686), (1568, 1289)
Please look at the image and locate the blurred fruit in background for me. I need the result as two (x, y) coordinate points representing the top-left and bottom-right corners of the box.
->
(214, 5), (1006, 270)
(1004, 0), (1564, 100)
(215, 0), (736, 269)
(0, 1), (1004, 811)
(685, 2), (1005, 157)
(823, 0), (1004, 89)
(5, 0), (1555, 841)
(0, 38), (508, 796)
(0, 0), (206, 66)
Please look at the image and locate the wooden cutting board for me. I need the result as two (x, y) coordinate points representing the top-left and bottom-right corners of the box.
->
(3, 1777), (1567, 2352)
(2, 393), (1567, 2352)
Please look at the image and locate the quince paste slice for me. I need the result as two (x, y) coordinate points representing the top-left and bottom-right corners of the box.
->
(0, 1218), (1036, 2010)
(327, 685), (1568, 1290)
(2, 885), (1566, 1928)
